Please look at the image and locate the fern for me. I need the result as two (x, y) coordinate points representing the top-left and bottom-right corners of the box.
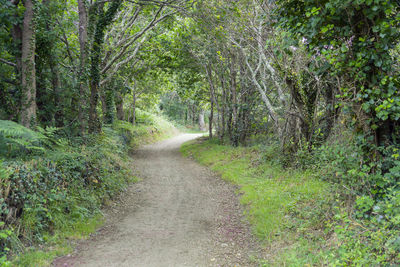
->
(113, 120), (135, 133)
(0, 160), (10, 180)
(0, 120), (46, 156)
(36, 126), (68, 148)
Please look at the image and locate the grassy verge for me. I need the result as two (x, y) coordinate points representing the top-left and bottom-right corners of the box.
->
(12, 215), (104, 266)
(181, 138), (333, 265)
(114, 110), (178, 149)
(1, 113), (176, 267)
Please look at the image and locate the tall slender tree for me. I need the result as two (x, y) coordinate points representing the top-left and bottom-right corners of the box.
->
(20, 0), (36, 128)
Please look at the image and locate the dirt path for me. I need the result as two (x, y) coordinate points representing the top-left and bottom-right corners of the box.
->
(54, 134), (260, 267)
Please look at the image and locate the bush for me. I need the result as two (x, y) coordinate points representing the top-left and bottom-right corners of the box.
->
(0, 124), (134, 262)
(310, 132), (400, 265)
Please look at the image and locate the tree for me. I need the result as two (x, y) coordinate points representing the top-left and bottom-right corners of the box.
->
(77, 0), (89, 134)
(20, 0), (36, 128)
(88, 0), (122, 133)
(276, 0), (400, 148)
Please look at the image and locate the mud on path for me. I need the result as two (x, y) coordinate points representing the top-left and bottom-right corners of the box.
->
(53, 134), (261, 267)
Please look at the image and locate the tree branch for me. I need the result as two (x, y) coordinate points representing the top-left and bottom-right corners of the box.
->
(100, 5), (173, 75)
(0, 58), (17, 67)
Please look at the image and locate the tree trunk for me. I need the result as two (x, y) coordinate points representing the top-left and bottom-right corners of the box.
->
(104, 86), (115, 124)
(11, 0), (22, 78)
(88, 1), (121, 133)
(205, 63), (217, 138)
(77, 0), (88, 135)
(238, 63), (248, 145)
(229, 56), (239, 146)
(100, 87), (107, 121)
(185, 109), (188, 124)
(199, 109), (206, 131)
(20, 0), (36, 128)
(209, 99), (214, 139)
(132, 91), (136, 125)
(219, 73), (226, 140)
(132, 92), (136, 125)
(89, 80), (101, 133)
(192, 106), (196, 125)
(227, 108), (232, 139)
(230, 56), (238, 127)
(40, 0), (62, 127)
(49, 57), (62, 127)
(115, 92), (124, 121)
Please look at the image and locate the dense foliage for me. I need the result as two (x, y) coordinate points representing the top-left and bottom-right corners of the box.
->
(1, 0), (400, 265)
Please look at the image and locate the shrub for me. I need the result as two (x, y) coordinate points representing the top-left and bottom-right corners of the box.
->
(0, 120), (47, 157)
(312, 132), (400, 265)
(0, 123), (136, 262)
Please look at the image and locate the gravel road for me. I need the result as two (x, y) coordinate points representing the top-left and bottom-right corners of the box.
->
(53, 134), (260, 267)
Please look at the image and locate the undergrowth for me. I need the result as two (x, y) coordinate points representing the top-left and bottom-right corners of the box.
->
(182, 136), (400, 266)
(0, 111), (175, 266)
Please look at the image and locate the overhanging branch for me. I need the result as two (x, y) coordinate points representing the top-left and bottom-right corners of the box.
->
(0, 58), (17, 67)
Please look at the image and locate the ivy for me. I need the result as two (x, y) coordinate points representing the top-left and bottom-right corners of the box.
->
(90, 0), (123, 86)
(89, 0), (122, 133)
(276, 0), (400, 146)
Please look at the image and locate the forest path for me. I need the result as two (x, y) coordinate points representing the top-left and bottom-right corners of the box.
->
(53, 134), (259, 267)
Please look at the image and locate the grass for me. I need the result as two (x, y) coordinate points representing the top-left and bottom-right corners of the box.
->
(13, 215), (104, 267)
(181, 138), (333, 265)
(114, 111), (178, 149)
(167, 120), (206, 134)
